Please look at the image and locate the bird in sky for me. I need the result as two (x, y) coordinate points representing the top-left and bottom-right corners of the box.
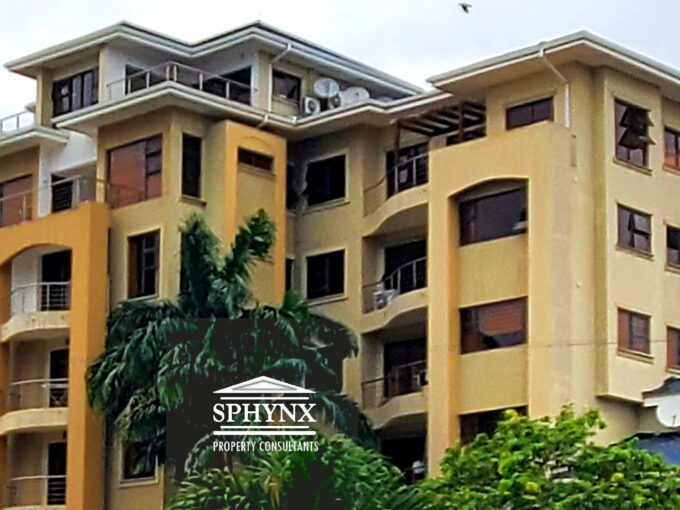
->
(459, 2), (472, 13)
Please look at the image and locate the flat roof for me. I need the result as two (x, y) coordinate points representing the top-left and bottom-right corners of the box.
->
(428, 31), (680, 102)
(5, 21), (421, 96)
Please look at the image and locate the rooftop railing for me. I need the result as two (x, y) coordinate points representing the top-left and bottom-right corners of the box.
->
(7, 378), (68, 411)
(7, 474), (66, 506)
(0, 110), (34, 137)
(362, 256), (427, 313)
(361, 360), (427, 409)
(105, 62), (253, 105)
(364, 153), (428, 215)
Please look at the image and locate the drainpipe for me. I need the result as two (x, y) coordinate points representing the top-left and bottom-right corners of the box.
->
(268, 43), (293, 111)
(539, 45), (570, 128)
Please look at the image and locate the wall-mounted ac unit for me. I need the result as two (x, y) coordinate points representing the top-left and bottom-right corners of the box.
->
(372, 289), (398, 310)
(302, 96), (321, 116)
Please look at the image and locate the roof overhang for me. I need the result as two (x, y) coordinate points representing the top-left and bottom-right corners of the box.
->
(429, 31), (680, 103)
(0, 126), (69, 158)
(54, 82), (458, 141)
(6, 21), (421, 97)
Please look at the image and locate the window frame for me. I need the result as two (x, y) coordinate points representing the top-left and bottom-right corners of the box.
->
(614, 99), (652, 168)
(664, 127), (680, 170)
(107, 135), (163, 208)
(238, 148), (274, 172)
(668, 327), (680, 370)
(617, 204), (651, 255)
(458, 186), (527, 246)
(272, 69), (302, 103)
(305, 153), (347, 207)
(667, 225), (680, 268)
(128, 230), (160, 299)
(52, 68), (99, 116)
(181, 134), (202, 198)
(305, 249), (345, 301)
(460, 298), (527, 354)
(120, 441), (158, 484)
(617, 308), (650, 355)
(505, 96), (554, 130)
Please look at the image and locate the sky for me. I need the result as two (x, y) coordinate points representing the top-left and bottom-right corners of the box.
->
(1, 0), (679, 117)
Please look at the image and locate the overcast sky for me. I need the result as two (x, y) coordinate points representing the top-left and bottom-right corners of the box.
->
(1, 0), (679, 117)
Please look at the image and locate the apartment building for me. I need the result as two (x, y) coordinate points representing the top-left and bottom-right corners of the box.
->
(0, 21), (679, 509)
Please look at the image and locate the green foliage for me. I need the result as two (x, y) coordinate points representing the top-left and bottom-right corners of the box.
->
(423, 407), (680, 509)
(167, 436), (440, 510)
(87, 210), (372, 474)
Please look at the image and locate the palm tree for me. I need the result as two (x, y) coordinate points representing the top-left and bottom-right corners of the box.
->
(87, 210), (373, 474)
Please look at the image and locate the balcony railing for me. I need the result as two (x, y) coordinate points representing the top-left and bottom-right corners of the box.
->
(9, 282), (71, 315)
(362, 257), (427, 312)
(7, 378), (68, 411)
(7, 475), (66, 506)
(0, 111), (34, 137)
(0, 175), (95, 229)
(362, 360), (427, 409)
(105, 62), (252, 105)
(364, 153), (428, 215)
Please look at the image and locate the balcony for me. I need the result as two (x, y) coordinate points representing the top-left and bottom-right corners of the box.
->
(0, 111), (34, 137)
(10, 283), (70, 316)
(0, 175), (95, 231)
(8, 379), (68, 411)
(361, 360), (428, 430)
(105, 62), (252, 105)
(6, 474), (66, 508)
(363, 257), (426, 313)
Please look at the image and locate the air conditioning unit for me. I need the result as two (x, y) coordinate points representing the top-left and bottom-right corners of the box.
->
(302, 96), (321, 116)
(372, 289), (398, 310)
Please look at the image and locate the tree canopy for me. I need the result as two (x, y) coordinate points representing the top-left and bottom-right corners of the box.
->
(424, 407), (680, 510)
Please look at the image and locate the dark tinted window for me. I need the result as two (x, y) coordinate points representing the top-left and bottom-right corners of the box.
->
(668, 226), (680, 267)
(107, 135), (162, 208)
(122, 442), (155, 480)
(272, 70), (301, 102)
(668, 328), (680, 369)
(506, 97), (553, 129)
(617, 205), (651, 254)
(459, 188), (526, 245)
(306, 155), (346, 206)
(461, 298), (526, 354)
(182, 134), (202, 197)
(618, 309), (650, 354)
(238, 148), (273, 172)
(285, 258), (294, 291)
(306, 250), (344, 299)
(615, 100), (651, 167)
(460, 407), (527, 444)
(52, 69), (98, 116)
(128, 231), (159, 298)
(665, 128), (680, 169)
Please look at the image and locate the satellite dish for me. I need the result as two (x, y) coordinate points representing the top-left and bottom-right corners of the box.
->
(313, 77), (340, 99)
(341, 87), (370, 105)
(655, 396), (680, 428)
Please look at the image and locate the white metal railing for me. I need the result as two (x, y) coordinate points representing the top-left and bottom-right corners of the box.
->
(105, 62), (253, 105)
(362, 256), (427, 312)
(0, 110), (34, 136)
(9, 282), (71, 315)
(364, 153), (429, 215)
(361, 360), (427, 409)
(8, 378), (68, 411)
(0, 174), (95, 229)
(7, 474), (66, 506)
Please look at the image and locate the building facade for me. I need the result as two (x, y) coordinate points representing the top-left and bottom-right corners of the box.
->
(0, 22), (679, 509)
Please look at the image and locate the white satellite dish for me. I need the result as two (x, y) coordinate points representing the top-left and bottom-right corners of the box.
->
(313, 77), (340, 99)
(655, 396), (680, 428)
(340, 86), (370, 105)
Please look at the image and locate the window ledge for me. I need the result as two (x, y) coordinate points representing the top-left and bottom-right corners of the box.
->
(666, 365), (680, 376)
(303, 198), (350, 215)
(125, 294), (160, 304)
(238, 164), (276, 179)
(617, 347), (654, 364)
(612, 158), (652, 176)
(306, 294), (348, 307)
(119, 475), (160, 489)
(615, 244), (654, 261)
(180, 195), (206, 207)
(663, 164), (680, 176)
(665, 263), (680, 275)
